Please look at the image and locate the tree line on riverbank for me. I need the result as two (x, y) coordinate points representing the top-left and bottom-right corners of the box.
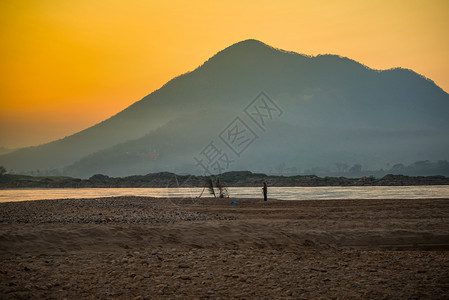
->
(1, 170), (448, 189)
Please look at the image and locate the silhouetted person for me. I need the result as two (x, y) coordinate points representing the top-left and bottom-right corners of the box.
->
(262, 181), (267, 201)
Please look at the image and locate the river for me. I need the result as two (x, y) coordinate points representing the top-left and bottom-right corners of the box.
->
(1, 185), (449, 202)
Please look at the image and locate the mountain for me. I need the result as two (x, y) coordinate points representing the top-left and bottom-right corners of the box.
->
(1, 39), (448, 177)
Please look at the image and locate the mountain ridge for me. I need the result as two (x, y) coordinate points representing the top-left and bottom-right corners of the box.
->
(1, 39), (448, 176)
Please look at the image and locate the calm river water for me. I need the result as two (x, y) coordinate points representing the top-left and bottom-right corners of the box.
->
(1, 186), (449, 203)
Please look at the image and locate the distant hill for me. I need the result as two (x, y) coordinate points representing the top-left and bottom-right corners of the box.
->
(1, 39), (448, 177)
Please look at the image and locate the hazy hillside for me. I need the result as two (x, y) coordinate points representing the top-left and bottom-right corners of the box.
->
(1, 39), (448, 177)
(0, 147), (12, 155)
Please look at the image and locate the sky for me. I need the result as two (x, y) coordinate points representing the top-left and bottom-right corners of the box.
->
(1, 0), (448, 149)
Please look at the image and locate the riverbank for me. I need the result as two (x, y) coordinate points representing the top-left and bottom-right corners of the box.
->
(1, 171), (449, 189)
(1, 197), (449, 298)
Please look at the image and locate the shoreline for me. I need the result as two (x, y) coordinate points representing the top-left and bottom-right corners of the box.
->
(2, 194), (449, 203)
(1, 196), (449, 298)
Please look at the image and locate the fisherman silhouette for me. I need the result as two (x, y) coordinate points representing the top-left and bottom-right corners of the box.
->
(262, 181), (267, 201)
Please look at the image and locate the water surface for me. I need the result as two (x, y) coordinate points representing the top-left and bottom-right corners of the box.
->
(1, 186), (448, 203)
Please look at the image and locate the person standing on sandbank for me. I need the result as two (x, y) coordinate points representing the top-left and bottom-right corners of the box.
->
(263, 180), (267, 201)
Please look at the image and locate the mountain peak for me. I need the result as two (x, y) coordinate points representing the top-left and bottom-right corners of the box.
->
(200, 39), (282, 70)
(228, 39), (269, 48)
(219, 39), (277, 55)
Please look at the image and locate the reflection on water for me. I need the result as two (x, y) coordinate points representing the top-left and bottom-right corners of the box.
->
(1, 186), (449, 203)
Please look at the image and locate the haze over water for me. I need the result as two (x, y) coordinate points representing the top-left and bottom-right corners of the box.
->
(1, 186), (448, 203)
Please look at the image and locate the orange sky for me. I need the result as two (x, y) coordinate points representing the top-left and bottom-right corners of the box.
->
(1, 0), (448, 149)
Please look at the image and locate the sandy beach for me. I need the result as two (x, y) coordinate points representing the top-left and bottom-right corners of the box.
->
(1, 196), (449, 299)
